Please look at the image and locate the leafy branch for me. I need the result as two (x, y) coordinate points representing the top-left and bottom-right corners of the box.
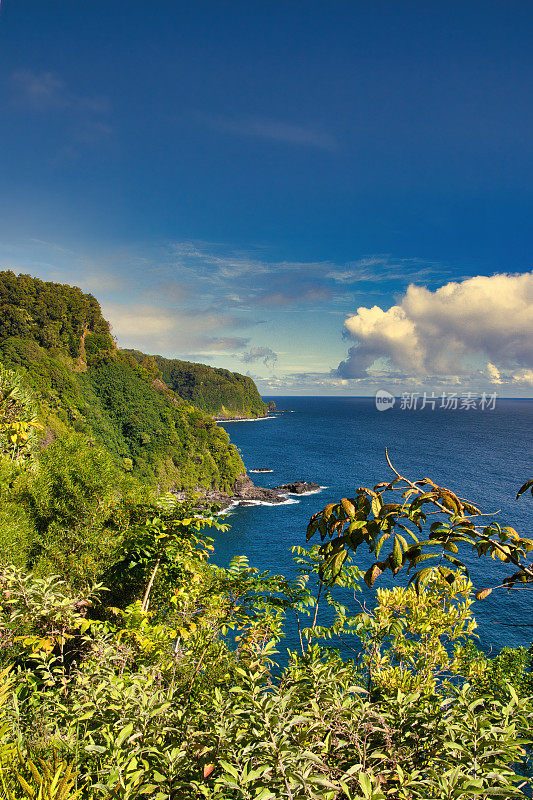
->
(306, 450), (533, 595)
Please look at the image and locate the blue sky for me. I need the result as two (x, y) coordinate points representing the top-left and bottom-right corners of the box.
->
(0, 0), (532, 394)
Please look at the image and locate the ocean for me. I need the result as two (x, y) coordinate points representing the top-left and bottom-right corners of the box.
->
(213, 396), (533, 661)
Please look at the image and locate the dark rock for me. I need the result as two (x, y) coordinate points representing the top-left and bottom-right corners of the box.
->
(205, 476), (288, 508)
(274, 480), (320, 494)
(173, 475), (320, 512)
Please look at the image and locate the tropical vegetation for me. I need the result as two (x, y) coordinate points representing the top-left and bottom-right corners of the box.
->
(0, 272), (247, 491)
(123, 350), (268, 419)
(0, 274), (531, 799)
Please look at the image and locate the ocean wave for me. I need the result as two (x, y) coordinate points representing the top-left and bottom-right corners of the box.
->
(242, 497), (299, 507)
(218, 496), (300, 515)
(280, 486), (328, 497)
(219, 416), (277, 423)
(217, 500), (241, 516)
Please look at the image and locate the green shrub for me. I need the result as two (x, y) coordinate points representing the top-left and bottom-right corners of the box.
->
(15, 435), (122, 588)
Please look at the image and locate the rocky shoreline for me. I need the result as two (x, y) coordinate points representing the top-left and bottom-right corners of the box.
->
(190, 404), (315, 510)
(273, 480), (321, 495)
(214, 406), (294, 422)
(174, 476), (320, 510)
(209, 477), (320, 509)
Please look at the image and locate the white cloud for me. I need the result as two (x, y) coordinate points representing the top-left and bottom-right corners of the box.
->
(103, 302), (249, 355)
(337, 272), (533, 384)
(512, 369), (533, 387)
(487, 363), (502, 384)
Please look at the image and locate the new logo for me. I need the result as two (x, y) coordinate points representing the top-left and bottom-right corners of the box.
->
(375, 390), (396, 411)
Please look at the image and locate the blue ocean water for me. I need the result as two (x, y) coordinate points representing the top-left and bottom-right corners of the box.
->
(213, 396), (533, 660)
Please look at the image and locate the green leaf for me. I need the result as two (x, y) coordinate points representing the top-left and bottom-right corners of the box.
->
(341, 498), (356, 518)
(219, 761), (240, 782)
(392, 536), (403, 571)
(84, 745), (107, 754)
(371, 496), (383, 517)
(115, 722), (134, 748)
(364, 562), (384, 588)
(375, 532), (389, 558)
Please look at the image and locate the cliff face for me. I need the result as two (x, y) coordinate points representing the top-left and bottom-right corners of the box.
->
(0, 272), (246, 492)
(123, 350), (268, 419)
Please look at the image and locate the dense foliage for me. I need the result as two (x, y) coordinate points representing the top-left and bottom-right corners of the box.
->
(0, 274), (248, 492)
(307, 449), (533, 594)
(0, 279), (531, 798)
(0, 365), (41, 464)
(0, 271), (113, 359)
(124, 349), (269, 419)
(0, 372), (532, 799)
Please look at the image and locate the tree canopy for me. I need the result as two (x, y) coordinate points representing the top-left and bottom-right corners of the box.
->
(124, 349), (268, 419)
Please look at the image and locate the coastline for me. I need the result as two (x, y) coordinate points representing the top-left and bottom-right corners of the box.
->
(174, 478), (322, 512)
(214, 404), (294, 423)
(215, 413), (272, 422)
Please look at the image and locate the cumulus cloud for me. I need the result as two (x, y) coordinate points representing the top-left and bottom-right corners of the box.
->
(241, 346), (278, 367)
(487, 363), (502, 384)
(337, 272), (533, 384)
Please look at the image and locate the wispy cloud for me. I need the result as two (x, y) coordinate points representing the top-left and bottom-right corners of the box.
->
(254, 283), (331, 307)
(13, 69), (109, 114)
(326, 255), (440, 285)
(12, 69), (112, 158)
(102, 302), (250, 356)
(166, 242), (453, 315)
(241, 346), (278, 367)
(12, 70), (66, 110)
(203, 115), (337, 150)
(143, 280), (191, 303)
(3, 236), (483, 391)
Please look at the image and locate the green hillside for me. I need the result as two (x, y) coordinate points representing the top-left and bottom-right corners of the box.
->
(0, 272), (245, 491)
(0, 270), (113, 359)
(123, 349), (268, 418)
